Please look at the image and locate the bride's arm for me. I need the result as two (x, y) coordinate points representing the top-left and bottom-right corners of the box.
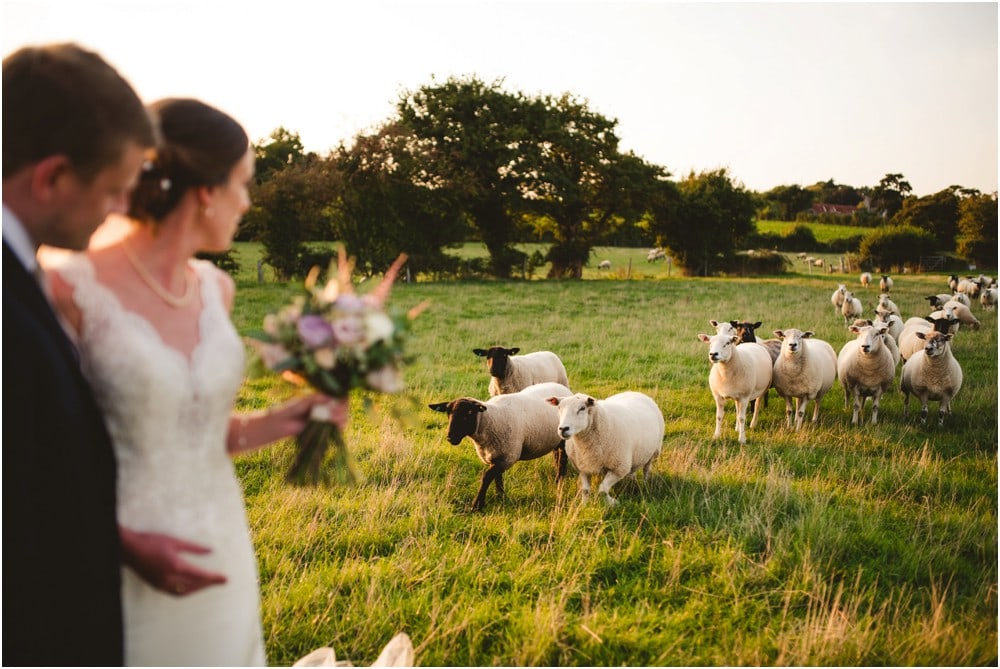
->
(227, 394), (347, 455)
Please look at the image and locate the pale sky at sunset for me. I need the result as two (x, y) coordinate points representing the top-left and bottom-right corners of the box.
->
(2, 1), (996, 196)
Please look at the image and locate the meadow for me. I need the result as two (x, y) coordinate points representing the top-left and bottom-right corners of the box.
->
(228, 243), (997, 666)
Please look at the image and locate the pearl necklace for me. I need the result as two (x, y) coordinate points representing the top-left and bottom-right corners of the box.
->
(121, 240), (195, 309)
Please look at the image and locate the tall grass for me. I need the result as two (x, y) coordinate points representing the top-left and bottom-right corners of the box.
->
(229, 245), (997, 666)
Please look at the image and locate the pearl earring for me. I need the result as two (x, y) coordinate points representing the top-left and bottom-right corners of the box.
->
(203, 207), (214, 218)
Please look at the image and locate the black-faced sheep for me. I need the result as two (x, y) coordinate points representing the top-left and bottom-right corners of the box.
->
(597, 259), (612, 270)
(473, 346), (569, 396)
(836, 324), (895, 426)
(771, 328), (838, 430)
(428, 382), (573, 511)
(546, 391), (664, 505)
(900, 331), (963, 426)
(899, 316), (959, 361)
(936, 301), (981, 331)
(879, 275), (893, 293)
(697, 332), (772, 444)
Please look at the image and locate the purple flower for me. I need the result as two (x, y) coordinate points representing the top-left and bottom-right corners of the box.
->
(297, 315), (334, 349)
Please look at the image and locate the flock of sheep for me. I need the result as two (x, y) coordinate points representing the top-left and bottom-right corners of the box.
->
(427, 273), (995, 511)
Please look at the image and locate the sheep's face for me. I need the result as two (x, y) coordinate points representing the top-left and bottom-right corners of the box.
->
(698, 332), (738, 364)
(551, 394), (595, 439)
(732, 321), (762, 344)
(473, 346), (519, 379)
(428, 398), (486, 445)
(848, 325), (887, 356)
(917, 331), (952, 358)
(775, 328), (812, 356)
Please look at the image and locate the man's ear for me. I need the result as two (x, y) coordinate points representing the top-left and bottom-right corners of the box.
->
(31, 154), (73, 201)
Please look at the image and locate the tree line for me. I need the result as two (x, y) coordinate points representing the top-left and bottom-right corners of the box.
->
(235, 75), (997, 279)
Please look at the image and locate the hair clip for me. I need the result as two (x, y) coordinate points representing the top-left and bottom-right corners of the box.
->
(142, 160), (155, 172)
(159, 178), (172, 191)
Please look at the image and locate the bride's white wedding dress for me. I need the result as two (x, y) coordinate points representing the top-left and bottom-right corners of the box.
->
(56, 254), (265, 666)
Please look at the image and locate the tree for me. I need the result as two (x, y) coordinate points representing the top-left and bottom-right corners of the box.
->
(869, 173), (912, 219)
(253, 127), (311, 182)
(890, 188), (960, 250)
(807, 179), (863, 206)
(858, 225), (938, 272)
(762, 184), (814, 220)
(651, 168), (757, 276)
(955, 192), (998, 267)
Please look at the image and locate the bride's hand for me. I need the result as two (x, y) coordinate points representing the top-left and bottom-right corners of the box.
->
(228, 395), (348, 454)
(119, 526), (227, 596)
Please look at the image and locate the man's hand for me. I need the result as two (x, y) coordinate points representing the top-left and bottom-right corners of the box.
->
(119, 526), (227, 596)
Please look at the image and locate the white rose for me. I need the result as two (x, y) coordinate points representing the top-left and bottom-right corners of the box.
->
(365, 312), (395, 343)
(365, 366), (404, 393)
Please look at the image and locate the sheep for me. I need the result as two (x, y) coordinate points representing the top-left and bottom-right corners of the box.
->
(899, 315), (959, 361)
(949, 292), (972, 307)
(546, 391), (664, 505)
(938, 300), (981, 330)
(853, 317), (901, 367)
(597, 259), (612, 270)
(925, 294), (955, 310)
(836, 324), (895, 426)
(947, 274), (960, 293)
(813, 258), (825, 268)
(428, 382), (573, 511)
(647, 248), (666, 263)
(731, 320), (782, 362)
(879, 274), (893, 293)
(900, 331), (963, 426)
(981, 286), (997, 311)
(841, 289), (863, 324)
(771, 328), (838, 430)
(473, 346), (569, 396)
(831, 284), (848, 315)
(874, 293), (901, 320)
(957, 277), (982, 299)
(860, 272), (872, 289)
(696, 332), (772, 444)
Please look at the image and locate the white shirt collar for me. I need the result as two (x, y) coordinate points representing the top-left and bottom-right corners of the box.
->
(2, 203), (39, 273)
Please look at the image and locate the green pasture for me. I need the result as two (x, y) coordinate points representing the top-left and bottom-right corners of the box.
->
(228, 244), (997, 666)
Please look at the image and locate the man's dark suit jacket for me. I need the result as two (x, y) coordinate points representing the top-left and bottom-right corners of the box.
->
(2, 241), (124, 666)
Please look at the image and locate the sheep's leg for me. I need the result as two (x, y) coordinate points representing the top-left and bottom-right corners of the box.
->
(784, 396), (794, 428)
(472, 464), (501, 511)
(938, 397), (951, 426)
(553, 442), (568, 480)
(870, 390), (882, 425)
(749, 392), (764, 429)
(579, 473), (592, 499)
(919, 398), (929, 425)
(598, 471), (624, 506)
(713, 395), (725, 439)
(811, 396), (822, 424)
(851, 392), (862, 426)
(902, 391), (911, 418)
(494, 470), (505, 500)
(735, 398), (748, 444)
(795, 397), (808, 431)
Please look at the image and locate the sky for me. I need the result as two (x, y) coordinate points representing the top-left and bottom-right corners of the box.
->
(2, 1), (997, 197)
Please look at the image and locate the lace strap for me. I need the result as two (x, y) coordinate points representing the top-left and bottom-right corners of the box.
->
(48, 253), (115, 322)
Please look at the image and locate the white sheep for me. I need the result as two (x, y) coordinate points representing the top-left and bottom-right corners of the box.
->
(647, 248), (666, 262)
(938, 301), (980, 330)
(597, 259), (612, 270)
(947, 274), (960, 293)
(948, 292), (971, 307)
(771, 328), (838, 430)
(547, 391), (664, 505)
(473, 346), (569, 396)
(860, 272), (872, 289)
(981, 286), (997, 311)
(696, 332), (772, 444)
(879, 274), (893, 293)
(957, 277), (982, 299)
(899, 315), (959, 361)
(428, 382), (573, 511)
(925, 293), (955, 310)
(875, 293), (901, 319)
(900, 331), (963, 426)
(852, 317), (901, 367)
(836, 324), (895, 426)
(841, 290), (863, 324)
(831, 284), (847, 315)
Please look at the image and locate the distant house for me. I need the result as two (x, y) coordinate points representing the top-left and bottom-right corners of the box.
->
(810, 203), (858, 216)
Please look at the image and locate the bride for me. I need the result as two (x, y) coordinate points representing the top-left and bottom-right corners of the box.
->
(47, 98), (342, 666)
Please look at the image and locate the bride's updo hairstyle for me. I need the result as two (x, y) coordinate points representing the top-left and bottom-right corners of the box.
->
(129, 98), (249, 224)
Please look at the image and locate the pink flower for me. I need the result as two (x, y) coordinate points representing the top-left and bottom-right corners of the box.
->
(365, 365), (404, 393)
(297, 315), (334, 349)
(330, 315), (365, 346)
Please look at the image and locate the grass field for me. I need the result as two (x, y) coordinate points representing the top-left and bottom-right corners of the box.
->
(227, 244), (997, 666)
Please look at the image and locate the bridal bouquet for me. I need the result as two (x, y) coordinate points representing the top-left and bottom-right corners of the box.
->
(249, 249), (420, 486)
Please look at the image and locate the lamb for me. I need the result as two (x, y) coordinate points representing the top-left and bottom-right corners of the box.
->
(937, 301), (980, 330)
(900, 331), (963, 426)
(696, 332), (773, 444)
(875, 293), (901, 319)
(597, 259), (612, 270)
(473, 346), (569, 396)
(899, 315), (959, 361)
(860, 272), (872, 289)
(981, 286), (997, 311)
(879, 275), (893, 293)
(771, 328), (838, 430)
(428, 382), (573, 511)
(831, 284), (847, 315)
(836, 324), (895, 426)
(841, 289), (863, 324)
(546, 391), (664, 505)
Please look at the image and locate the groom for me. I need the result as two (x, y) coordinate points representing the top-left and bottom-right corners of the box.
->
(3, 43), (230, 666)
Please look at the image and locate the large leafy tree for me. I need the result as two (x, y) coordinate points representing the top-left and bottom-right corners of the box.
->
(859, 225), (938, 272)
(396, 77), (536, 278)
(955, 192), (998, 267)
(651, 168), (757, 276)
(762, 184), (814, 220)
(890, 187), (961, 250)
(870, 173), (912, 219)
(807, 179), (863, 206)
(524, 94), (667, 278)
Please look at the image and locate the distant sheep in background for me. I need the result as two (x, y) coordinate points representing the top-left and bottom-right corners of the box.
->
(841, 290), (863, 324)
(948, 274), (960, 293)
(598, 259), (612, 270)
(428, 382), (573, 511)
(879, 275), (893, 293)
(473, 346), (569, 396)
(548, 391), (664, 505)
(875, 293), (901, 319)
(647, 248), (667, 262)
(831, 284), (848, 315)
(837, 324), (895, 426)
(860, 272), (872, 289)
(900, 331), (963, 426)
(981, 287), (997, 311)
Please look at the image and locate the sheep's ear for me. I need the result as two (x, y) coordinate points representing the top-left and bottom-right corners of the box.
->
(546, 397), (560, 406)
(709, 319), (721, 327)
(925, 316), (935, 324)
(752, 321), (762, 329)
(472, 349), (487, 357)
(943, 333), (953, 342)
(730, 335), (740, 344)
(803, 331), (814, 338)
(848, 325), (860, 334)
(915, 331), (927, 340)
(507, 347), (520, 355)
(729, 320), (740, 328)
(476, 403), (488, 412)
(697, 333), (711, 342)
(877, 327), (888, 335)
(428, 402), (451, 413)
(773, 330), (784, 339)
(586, 396), (596, 407)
